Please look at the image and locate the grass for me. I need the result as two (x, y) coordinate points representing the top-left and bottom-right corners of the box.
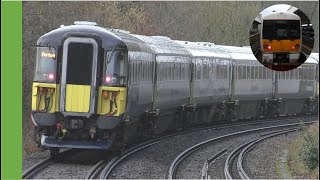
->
(287, 122), (319, 179)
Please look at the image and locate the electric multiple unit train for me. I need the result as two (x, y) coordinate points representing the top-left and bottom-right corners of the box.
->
(261, 11), (302, 64)
(31, 22), (318, 156)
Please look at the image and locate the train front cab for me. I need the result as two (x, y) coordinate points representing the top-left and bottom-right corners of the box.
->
(31, 26), (128, 153)
(261, 12), (301, 64)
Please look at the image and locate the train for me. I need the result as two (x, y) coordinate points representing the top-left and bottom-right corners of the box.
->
(260, 11), (302, 64)
(31, 21), (318, 156)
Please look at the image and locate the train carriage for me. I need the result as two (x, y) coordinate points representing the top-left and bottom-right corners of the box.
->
(217, 45), (275, 119)
(174, 41), (233, 124)
(277, 54), (318, 115)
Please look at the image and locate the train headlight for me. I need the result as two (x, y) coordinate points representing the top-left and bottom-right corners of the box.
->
(105, 76), (111, 83)
(48, 73), (55, 80)
(263, 44), (272, 50)
(43, 73), (55, 81)
(292, 44), (300, 51)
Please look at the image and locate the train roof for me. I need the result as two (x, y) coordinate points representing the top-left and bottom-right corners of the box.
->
(130, 35), (190, 56)
(42, 22), (317, 66)
(174, 40), (231, 59)
(109, 30), (153, 53)
(37, 24), (126, 50)
(214, 45), (257, 61)
(262, 11), (300, 20)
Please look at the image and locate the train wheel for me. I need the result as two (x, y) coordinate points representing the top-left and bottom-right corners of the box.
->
(49, 147), (59, 158)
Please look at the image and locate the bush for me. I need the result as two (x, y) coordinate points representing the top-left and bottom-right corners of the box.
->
(299, 124), (319, 170)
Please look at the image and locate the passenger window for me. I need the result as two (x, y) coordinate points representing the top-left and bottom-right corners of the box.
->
(250, 66), (254, 79)
(310, 67), (315, 80)
(196, 63), (201, 80)
(239, 66), (244, 79)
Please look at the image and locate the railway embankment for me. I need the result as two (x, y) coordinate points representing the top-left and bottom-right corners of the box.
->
(287, 122), (319, 179)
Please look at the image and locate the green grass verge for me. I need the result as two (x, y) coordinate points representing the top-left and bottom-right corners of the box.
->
(287, 123), (319, 179)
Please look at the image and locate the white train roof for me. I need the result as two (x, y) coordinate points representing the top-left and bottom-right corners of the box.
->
(262, 11), (300, 20)
(174, 40), (231, 58)
(215, 45), (257, 60)
(107, 27), (319, 65)
(131, 35), (190, 56)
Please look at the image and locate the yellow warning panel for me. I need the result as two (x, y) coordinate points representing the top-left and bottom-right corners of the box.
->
(65, 84), (91, 112)
(32, 82), (58, 113)
(97, 86), (127, 116)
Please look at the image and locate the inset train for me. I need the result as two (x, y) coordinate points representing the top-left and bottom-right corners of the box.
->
(261, 11), (302, 64)
(31, 22), (318, 156)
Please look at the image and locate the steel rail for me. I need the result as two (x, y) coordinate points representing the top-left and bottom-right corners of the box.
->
(236, 128), (299, 180)
(165, 120), (316, 179)
(97, 116), (292, 179)
(22, 157), (53, 179)
(89, 115), (316, 179)
(85, 160), (107, 179)
(201, 149), (228, 180)
(22, 148), (76, 179)
(224, 128), (297, 180)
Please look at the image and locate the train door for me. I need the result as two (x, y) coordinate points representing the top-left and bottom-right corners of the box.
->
(60, 37), (98, 114)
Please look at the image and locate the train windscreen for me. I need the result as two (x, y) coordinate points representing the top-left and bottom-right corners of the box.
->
(262, 20), (300, 40)
(33, 47), (56, 82)
(103, 50), (127, 86)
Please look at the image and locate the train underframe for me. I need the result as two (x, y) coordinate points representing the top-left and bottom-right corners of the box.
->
(125, 96), (318, 140)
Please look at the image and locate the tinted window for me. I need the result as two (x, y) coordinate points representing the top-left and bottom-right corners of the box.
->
(34, 47), (57, 83)
(263, 20), (300, 40)
(66, 43), (93, 85)
(104, 50), (127, 86)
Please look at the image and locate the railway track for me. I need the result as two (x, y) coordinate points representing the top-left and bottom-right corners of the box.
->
(224, 128), (298, 180)
(22, 149), (77, 179)
(201, 149), (227, 179)
(301, 44), (313, 57)
(164, 120), (316, 179)
(22, 156), (53, 179)
(23, 115), (316, 179)
(86, 115), (316, 179)
(249, 33), (260, 56)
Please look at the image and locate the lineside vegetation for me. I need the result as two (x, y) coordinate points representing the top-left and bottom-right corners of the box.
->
(288, 122), (319, 179)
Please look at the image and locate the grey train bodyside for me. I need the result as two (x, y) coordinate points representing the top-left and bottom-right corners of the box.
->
(114, 30), (318, 131)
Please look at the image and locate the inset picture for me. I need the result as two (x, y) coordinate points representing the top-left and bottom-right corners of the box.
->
(250, 4), (315, 71)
